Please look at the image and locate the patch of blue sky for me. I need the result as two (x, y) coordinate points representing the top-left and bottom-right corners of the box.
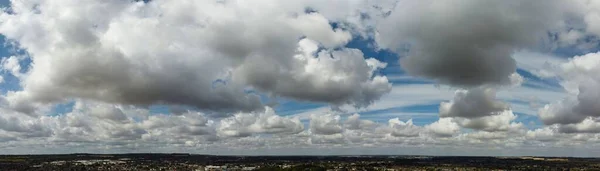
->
(0, 72), (22, 94)
(409, 117), (440, 126)
(274, 99), (326, 116)
(299, 119), (311, 127)
(0, 0), (8, 7)
(505, 99), (531, 106)
(357, 113), (438, 125)
(386, 75), (434, 85)
(344, 36), (404, 76)
(513, 112), (544, 129)
(516, 68), (563, 91)
(0, 36), (28, 94)
(47, 101), (75, 116)
(344, 37), (435, 87)
(148, 105), (172, 115)
(352, 103), (442, 125)
(345, 37), (399, 64)
(521, 81), (564, 93)
(360, 103), (440, 116)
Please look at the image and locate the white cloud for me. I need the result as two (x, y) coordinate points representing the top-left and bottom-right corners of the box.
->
(0, 0), (391, 115)
(453, 110), (524, 132)
(217, 107), (304, 137)
(526, 127), (561, 142)
(0, 0), (599, 156)
(387, 118), (422, 137)
(426, 118), (460, 137)
(0, 56), (25, 79)
(539, 52), (600, 125)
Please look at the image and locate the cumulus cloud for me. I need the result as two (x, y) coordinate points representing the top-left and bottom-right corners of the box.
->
(375, 0), (567, 86)
(526, 127), (561, 142)
(75, 102), (129, 123)
(426, 118), (460, 137)
(453, 110), (524, 132)
(387, 118), (422, 137)
(436, 88), (523, 133)
(539, 52), (600, 125)
(0, 115), (51, 138)
(343, 113), (376, 130)
(217, 107), (304, 137)
(461, 131), (512, 141)
(237, 38), (392, 108)
(0, 102), (595, 153)
(439, 88), (509, 118)
(557, 118), (600, 133)
(1, 0), (600, 155)
(0, 100), (219, 144)
(310, 114), (343, 135)
(0, 0), (391, 115)
(567, 1), (600, 41)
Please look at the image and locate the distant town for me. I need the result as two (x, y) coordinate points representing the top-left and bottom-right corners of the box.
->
(1, 154), (599, 171)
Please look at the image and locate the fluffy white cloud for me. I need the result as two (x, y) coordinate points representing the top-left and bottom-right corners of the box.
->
(217, 107), (304, 137)
(539, 52), (600, 126)
(426, 118), (460, 137)
(1, 0), (600, 156)
(0, 0), (391, 115)
(0, 101), (597, 154)
(526, 127), (562, 142)
(237, 38), (392, 108)
(387, 118), (422, 137)
(453, 110), (524, 132)
(568, 0), (600, 39)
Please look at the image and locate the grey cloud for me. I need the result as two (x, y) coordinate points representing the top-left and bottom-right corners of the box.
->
(309, 134), (346, 145)
(0, 116), (52, 138)
(557, 118), (600, 133)
(538, 99), (589, 125)
(439, 88), (509, 119)
(310, 114), (343, 135)
(343, 113), (376, 130)
(436, 87), (524, 133)
(376, 0), (566, 86)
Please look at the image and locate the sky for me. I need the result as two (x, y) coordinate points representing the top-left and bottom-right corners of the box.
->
(1, 0), (600, 157)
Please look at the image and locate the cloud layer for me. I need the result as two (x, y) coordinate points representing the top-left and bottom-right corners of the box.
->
(0, 0), (600, 156)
